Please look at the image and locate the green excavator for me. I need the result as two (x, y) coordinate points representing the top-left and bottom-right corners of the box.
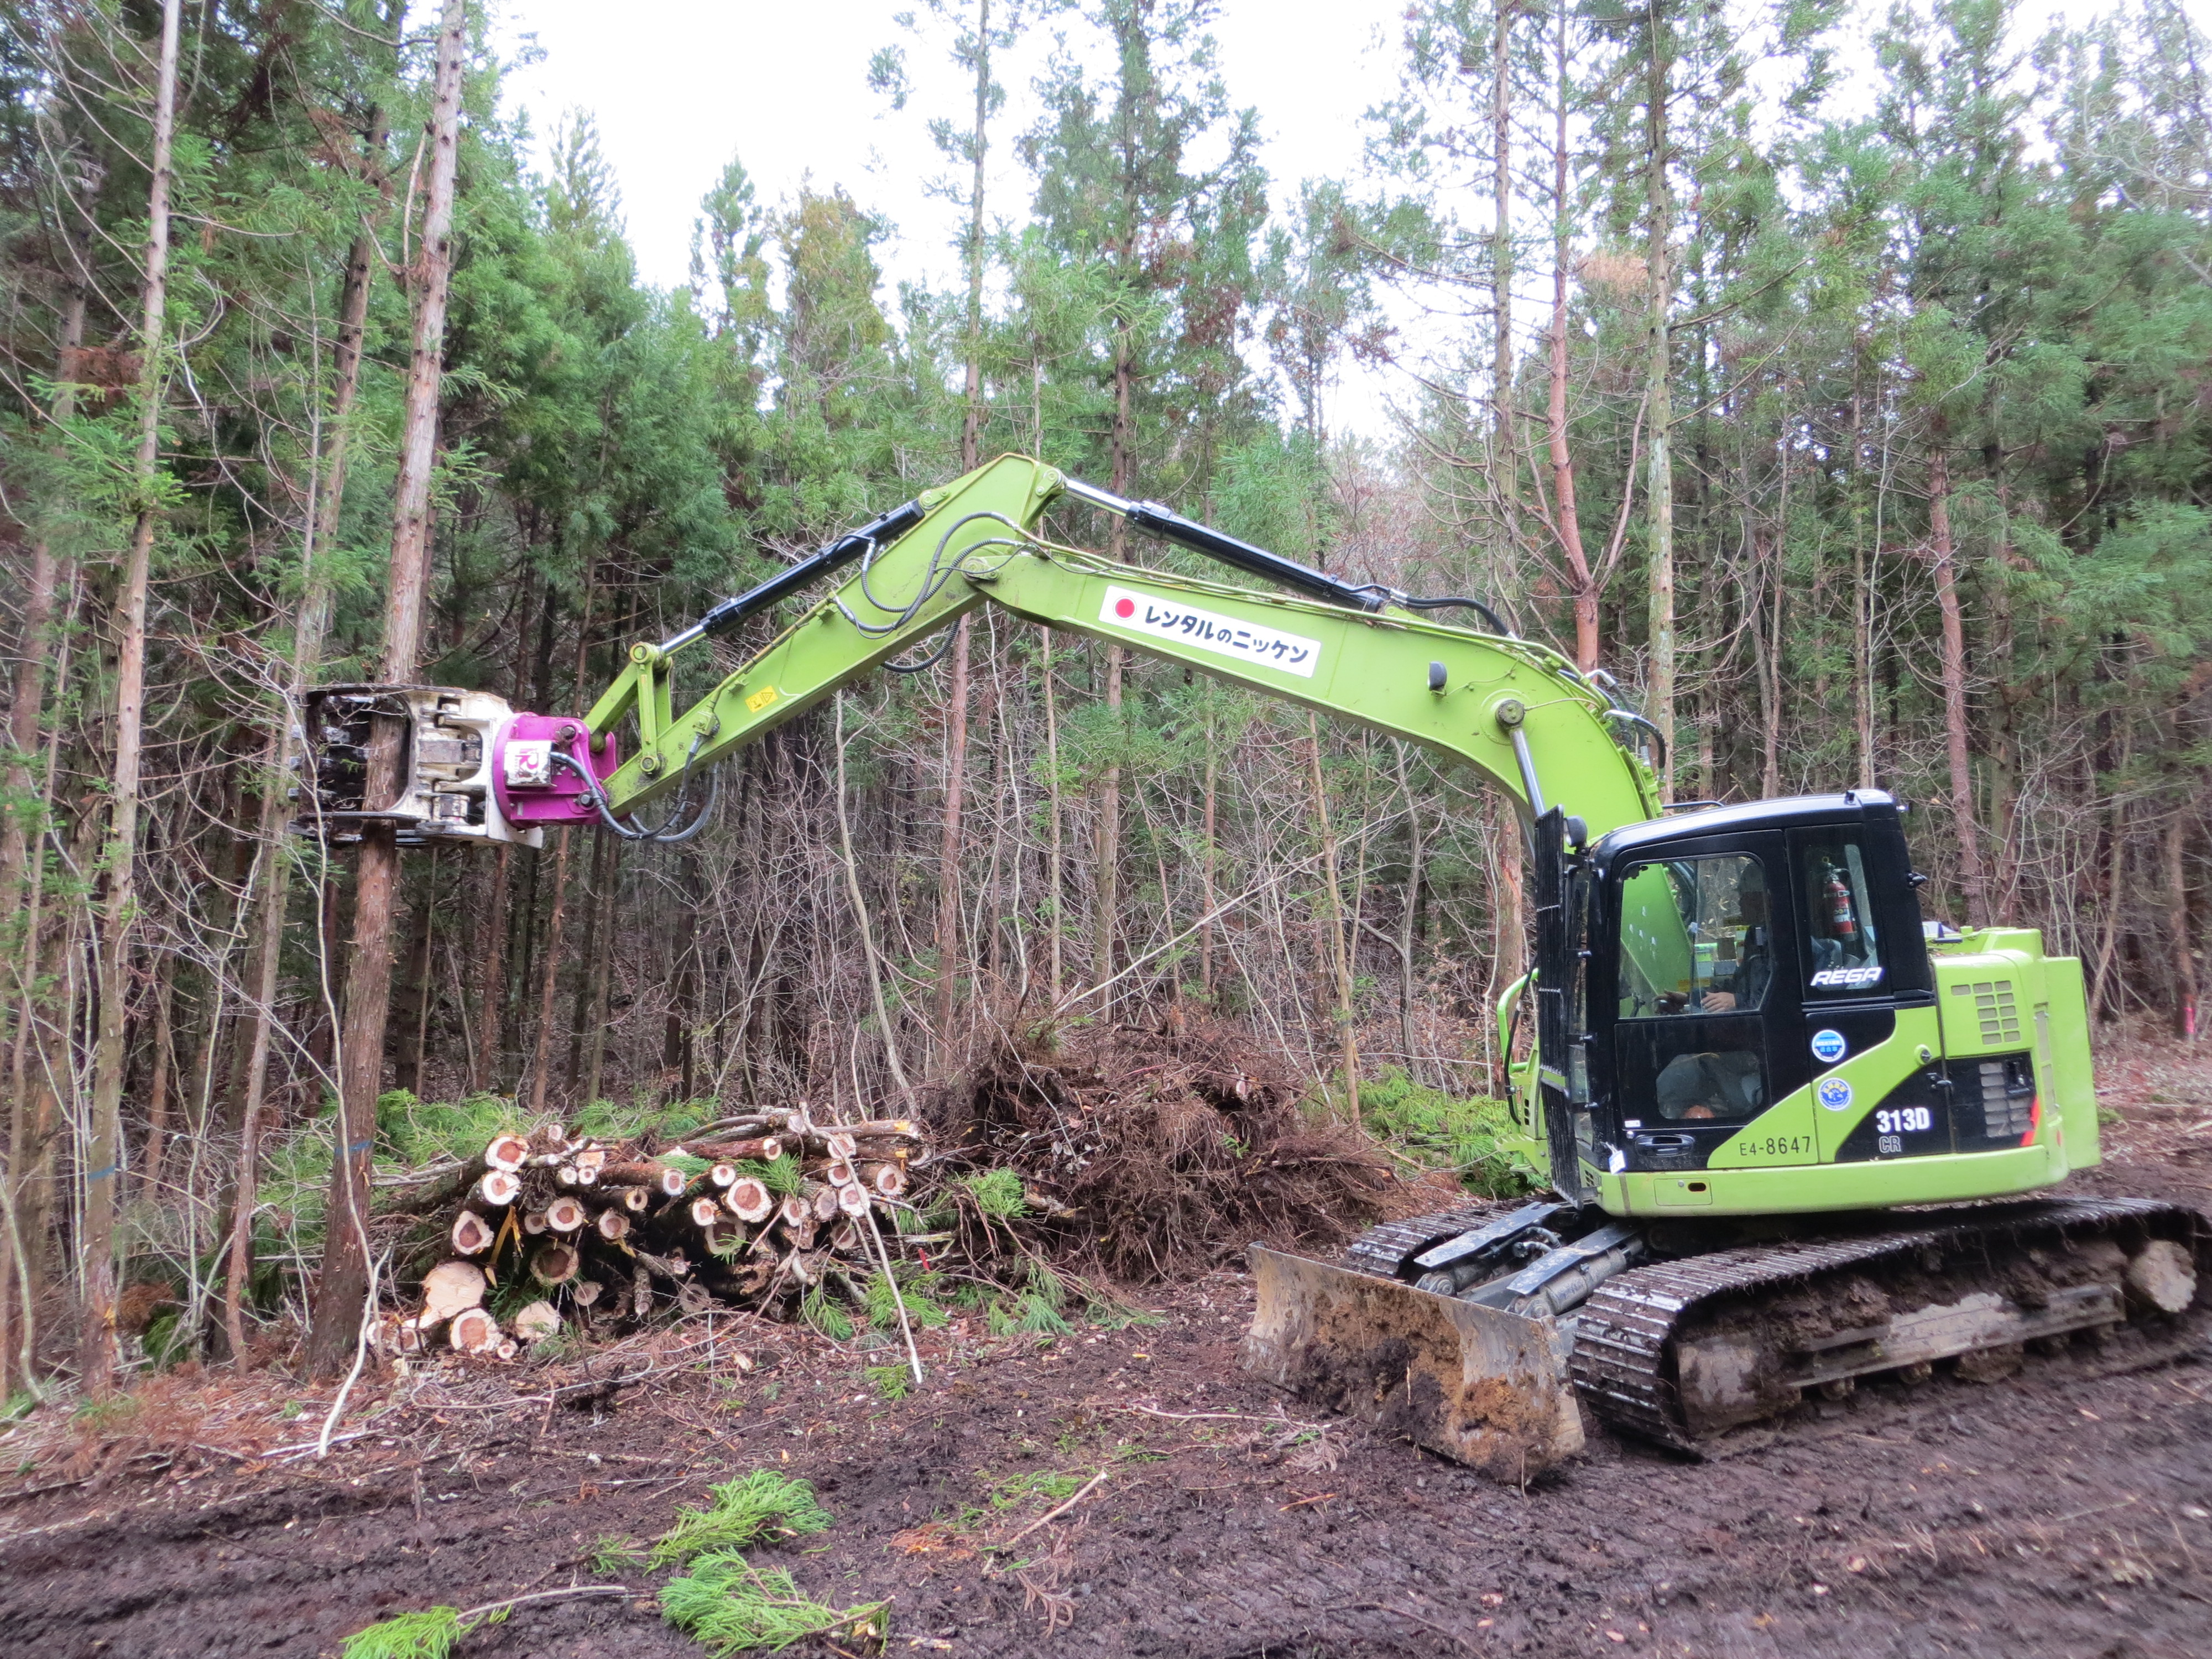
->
(301, 453), (2205, 1478)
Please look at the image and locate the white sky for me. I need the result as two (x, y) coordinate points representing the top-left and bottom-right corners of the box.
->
(489, 0), (2104, 449)
(491, 0), (1408, 438)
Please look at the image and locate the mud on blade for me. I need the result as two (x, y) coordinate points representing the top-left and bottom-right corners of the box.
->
(1242, 1244), (1582, 1482)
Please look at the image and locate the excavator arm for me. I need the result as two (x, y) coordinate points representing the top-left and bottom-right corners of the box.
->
(573, 453), (1661, 835)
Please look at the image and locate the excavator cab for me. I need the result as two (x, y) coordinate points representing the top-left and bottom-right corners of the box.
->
(1543, 791), (1932, 1206)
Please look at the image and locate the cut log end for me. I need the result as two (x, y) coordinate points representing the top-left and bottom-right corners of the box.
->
(621, 1185), (651, 1213)
(546, 1195), (588, 1234)
(484, 1133), (530, 1172)
(450, 1210), (497, 1256)
(825, 1159), (858, 1188)
(597, 1207), (632, 1241)
(866, 1162), (907, 1199)
(523, 1209), (549, 1235)
(727, 1178), (774, 1224)
(571, 1278), (603, 1308)
(691, 1196), (724, 1229)
(477, 1168), (523, 1208)
(532, 1241), (581, 1287)
(709, 1162), (739, 1189)
(837, 1181), (873, 1218)
(422, 1259), (488, 1323)
(824, 1131), (858, 1160)
(511, 1299), (562, 1343)
(449, 1306), (501, 1354)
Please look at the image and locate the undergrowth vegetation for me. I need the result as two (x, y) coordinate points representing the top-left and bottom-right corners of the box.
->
(650, 1471), (834, 1568)
(659, 1553), (889, 1656)
(343, 1468), (882, 1657)
(1355, 1069), (1541, 1199)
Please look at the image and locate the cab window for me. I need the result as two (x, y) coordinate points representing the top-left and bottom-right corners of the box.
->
(1797, 835), (1886, 998)
(1616, 854), (1775, 1018)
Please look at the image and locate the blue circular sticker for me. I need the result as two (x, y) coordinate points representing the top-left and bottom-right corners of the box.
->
(1811, 1028), (1848, 1065)
(1817, 1077), (1854, 1112)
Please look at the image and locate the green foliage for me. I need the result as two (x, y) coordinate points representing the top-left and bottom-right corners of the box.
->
(864, 1363), (912, 1401)
(987, 1291), (1071, 1338)
(340, 1607), (466, 1659)
(374, 1092), (519, 1168)
(663, 1152), (710, 1179)
(592, 1533), (648, 1575)
(737, 1154), (803, 1197)
(1357, 1069), (1541, 1199)
(961, 1167), (1027, 1218)
(651, 1471), (834, 1568)
(659, 1551), (889, 1656)
(984, 1466), (1087, 1510)
(800, 1287), (855, 1343)
(658, 1100), (719, 1138)
(863, 1267), (949, 1332)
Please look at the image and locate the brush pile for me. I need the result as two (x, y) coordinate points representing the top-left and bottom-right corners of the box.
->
(372, 1104), (924, 1359)
(950, 1019), (1392, 1281)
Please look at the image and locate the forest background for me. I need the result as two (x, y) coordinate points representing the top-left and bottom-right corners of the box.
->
(1, 0), (2206, 1389)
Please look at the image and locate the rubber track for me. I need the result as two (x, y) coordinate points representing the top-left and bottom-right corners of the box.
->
(1569, 1195), (2207, 1449)
(1340, 1201), (1518, 1280)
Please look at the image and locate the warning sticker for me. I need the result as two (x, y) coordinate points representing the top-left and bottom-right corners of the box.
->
(1097, 585), (1321, 680)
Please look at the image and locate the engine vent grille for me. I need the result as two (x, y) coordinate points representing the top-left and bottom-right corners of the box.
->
(1952, 979), (2023, 1047)
(1947, 1051), (2038, 1149)
(1974, 1059), (2036, 1139)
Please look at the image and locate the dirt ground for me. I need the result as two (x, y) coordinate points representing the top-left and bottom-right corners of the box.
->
(3, 1048), (2209, 1659)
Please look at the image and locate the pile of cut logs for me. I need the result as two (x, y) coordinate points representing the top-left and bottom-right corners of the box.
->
(373, 1104), (925, 1359)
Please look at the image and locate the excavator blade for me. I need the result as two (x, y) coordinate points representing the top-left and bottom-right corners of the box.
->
(1242, 1244), (1583, 1482)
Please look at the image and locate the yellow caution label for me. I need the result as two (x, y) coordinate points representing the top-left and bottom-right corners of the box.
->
(745, 685), (779, 713)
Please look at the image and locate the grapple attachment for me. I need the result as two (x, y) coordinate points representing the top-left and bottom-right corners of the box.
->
(295, 685), (618, 848)
(1243, 1243), (1583, 1483)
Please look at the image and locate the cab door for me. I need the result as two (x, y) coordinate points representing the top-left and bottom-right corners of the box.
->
(1605, 833), (1802, 1173)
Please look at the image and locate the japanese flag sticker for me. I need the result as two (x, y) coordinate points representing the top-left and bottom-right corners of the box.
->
(1817, 1077), (1854, 1112)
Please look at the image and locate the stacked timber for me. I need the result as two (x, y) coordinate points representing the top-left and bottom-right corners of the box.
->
(372, 1107), (927, 1360)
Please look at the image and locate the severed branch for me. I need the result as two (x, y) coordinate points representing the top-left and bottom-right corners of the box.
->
(990, 1467), (1111, 1552)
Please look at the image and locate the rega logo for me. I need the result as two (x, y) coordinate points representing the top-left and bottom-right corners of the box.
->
(1811, 965), (1884, 990)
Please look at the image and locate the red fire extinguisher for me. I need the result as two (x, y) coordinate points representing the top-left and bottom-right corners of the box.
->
(1825, 865), (1858, 941)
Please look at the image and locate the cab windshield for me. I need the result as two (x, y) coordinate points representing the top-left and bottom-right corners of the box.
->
(1616, 854), (1773, 1018)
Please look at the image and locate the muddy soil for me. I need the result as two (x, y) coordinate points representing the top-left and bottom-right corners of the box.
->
(3, 1058), (2208, 1659)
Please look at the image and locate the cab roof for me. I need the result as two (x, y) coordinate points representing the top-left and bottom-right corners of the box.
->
(1592, 791), (1902, 864)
